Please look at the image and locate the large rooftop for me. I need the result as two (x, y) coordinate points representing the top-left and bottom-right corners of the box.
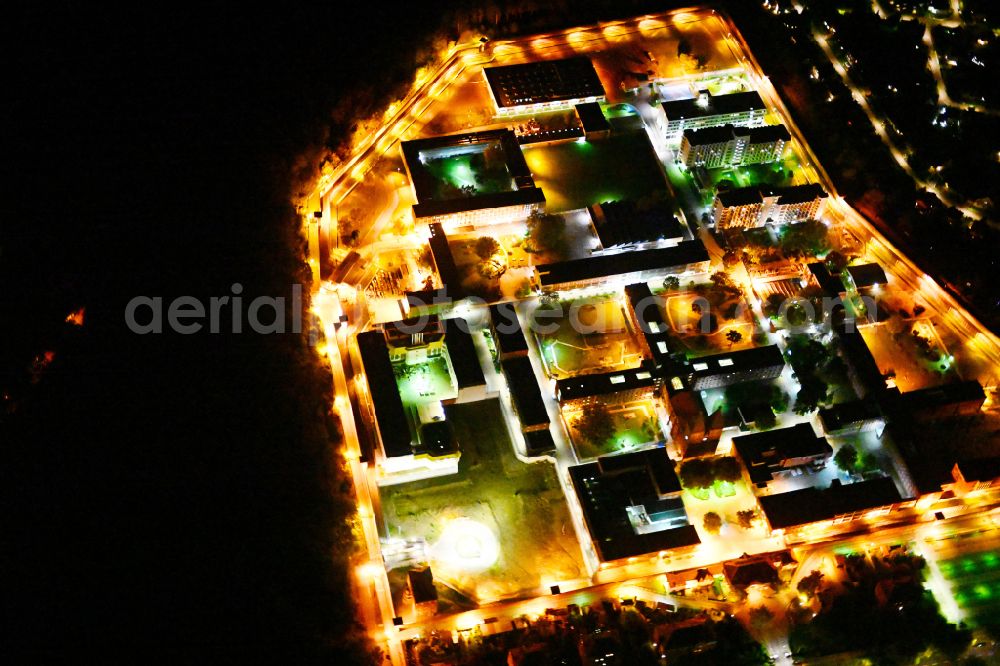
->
(442, 317), (486, 390)
(356, 330), (411, 459)
(758, 477), (902, 529)
(661, 90), (766, 122)
(400, 129), (544, 218)
(499, 356), (550, 429)
(570, 448), (697, 561)
(731, 423), (833, 486)
(536, 240), (709, 287)
(484, 57), (605, 109)
(588, 199), (683, 250)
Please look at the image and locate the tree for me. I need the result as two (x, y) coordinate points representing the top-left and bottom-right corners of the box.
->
(768, 386), (789, 414)
(662, 275), (680, 291)
(749, 606), (774, 631)
(726, 329), (743, 347)
(713, 456), (743, 483)
(794, 377), (828, 415)
(755, 408), (776, 430)
(680, 458), (715, 490)
(474, 236), (501, 260)
(723, 249), (740, 268)
(736, 508), (759, 530)
(575, 403), (614, 447)
(526, 211), (566, 254)
(825, 250), (850, 272)
(703, 512), (722, 535)
(797, 570), (824, 598)
(834, 444), (859, 473)
(763, 293), (785, 319)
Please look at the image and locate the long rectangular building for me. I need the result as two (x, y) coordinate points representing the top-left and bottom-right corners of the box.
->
(686, 344), (786, 390)
(356, 330), (412, 460)
(660, 90), (767, 141)
(484, 57), (606, 115)
(536, 240), (710, 292)
(759, 477), (902, 531)
(713, 184), (827, 229)
(679, 123), (790, 168)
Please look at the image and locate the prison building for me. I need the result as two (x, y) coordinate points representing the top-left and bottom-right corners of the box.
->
(713, 184), (827, 229)
(659, 90), (767, 141)
(679, 123), (790, 169)
(484, 56), (606, 115)
(535, 240), (710, 292)
(685, 344), (786, 390)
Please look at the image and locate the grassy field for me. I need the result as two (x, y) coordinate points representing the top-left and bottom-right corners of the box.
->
(534, 299), (645, 379)
(379, 400), (584, 604)
(522, 131), (669, 212)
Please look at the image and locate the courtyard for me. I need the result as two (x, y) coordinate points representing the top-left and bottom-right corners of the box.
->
(378, 400), (585, 604)
(394, 355), (457, 406)
(565, 398), (664, 460)
(860, 319), (959, 393)
(661, 289), (756, 357)
(521, 131), (669, 212)
(533, 297), (646, 379)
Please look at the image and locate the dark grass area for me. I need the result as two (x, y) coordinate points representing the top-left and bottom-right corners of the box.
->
(522, 131), (669, 212)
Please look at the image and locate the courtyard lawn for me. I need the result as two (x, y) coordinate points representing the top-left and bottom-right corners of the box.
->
(521, 131), (669, 212)
(379, 400), (584, 604)
(859, 321), (958, 393)
(534, 298), (645, 379)
(567, 400), (663, 460)
(661, 290), (756, 357)
(395, 355), (457, 406)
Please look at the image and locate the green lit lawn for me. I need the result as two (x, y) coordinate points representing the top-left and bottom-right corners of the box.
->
(395, 356), (457, 406)
(694, 156), (800, 204)
(522, 131), (668, 212)
(567, 400), (663, 460)
(936, 549), (1000, 627)
(421, 151), (515, 200)
(379, 400), (584, 603)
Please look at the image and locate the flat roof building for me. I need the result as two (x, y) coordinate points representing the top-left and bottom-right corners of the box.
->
(758, 477), (902, 530)
(679, 123), (790, 169)
(569, 448), (700, 562)
(500, 356), (550, 432)
(845, 263), (888, 290)
(555, 365), (660, 405)
(401, 129), (545, 227)
(731, 423), (833, 487)
(588, 199), (684, 253)
(489, 302), (529, 359)
(660, 90), (768, 140)
(536, 240), (710, 292)
(442, 317), (489, 401)
(356, 330), (412, 460)
(574, 101), (611, 139)
(484, 57), (606, 115)
(624, 282), (675, 366)
(686, 344), (786, 390)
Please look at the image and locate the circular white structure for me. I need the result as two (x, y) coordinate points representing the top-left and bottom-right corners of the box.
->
(433, 518), (500, 572)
